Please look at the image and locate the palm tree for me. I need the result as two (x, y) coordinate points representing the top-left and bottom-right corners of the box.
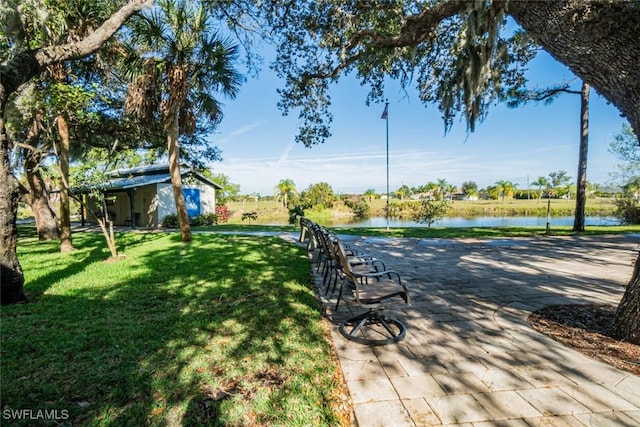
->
(435, 178), (450, 200)
(532, 176), (550, 203)
(461, 181), (479, 201)
(494, 180), (518, 204)
(396, 185), (411, 200)
(274, 178), (298, 208)
(548, 170), (571, 198)
(574, 82), (590, 232)
(424, 179), (448, 200)
(363, 188), (377, 204)
(124, 0), (241, 243)
(444, 183), (457, 201)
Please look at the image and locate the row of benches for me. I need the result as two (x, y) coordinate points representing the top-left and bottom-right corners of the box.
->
(298, 217), (411, 346)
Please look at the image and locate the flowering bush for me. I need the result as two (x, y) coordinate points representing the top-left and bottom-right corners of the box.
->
(215, 205), (231, 223)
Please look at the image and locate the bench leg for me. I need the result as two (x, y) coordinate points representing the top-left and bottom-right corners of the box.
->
(339, 310), (406, 346)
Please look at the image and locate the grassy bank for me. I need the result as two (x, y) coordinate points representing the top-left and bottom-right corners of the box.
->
(224, 198), (618, 225)
(439, 198), (616, 217)
(2, 228), (346, 426)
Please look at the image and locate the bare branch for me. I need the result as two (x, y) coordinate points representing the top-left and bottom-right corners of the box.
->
(528, 87), (581, 100)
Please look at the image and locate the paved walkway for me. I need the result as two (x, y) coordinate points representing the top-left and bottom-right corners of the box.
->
(305, 234), (640, 427)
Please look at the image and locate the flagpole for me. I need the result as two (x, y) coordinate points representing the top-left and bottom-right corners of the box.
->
(384, 100), (390, 231)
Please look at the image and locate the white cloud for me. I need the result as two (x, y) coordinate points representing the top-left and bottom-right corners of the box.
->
(215, 121), (265, 145)
(211, 137), (614, 195)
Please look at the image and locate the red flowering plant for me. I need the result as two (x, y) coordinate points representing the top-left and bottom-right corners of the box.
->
(215, 205), (231, 223)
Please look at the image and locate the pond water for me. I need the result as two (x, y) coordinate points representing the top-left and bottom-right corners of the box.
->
(327, 215), (621, 228)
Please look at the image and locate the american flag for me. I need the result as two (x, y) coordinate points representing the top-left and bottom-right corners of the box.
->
(381, 104), (388, 120)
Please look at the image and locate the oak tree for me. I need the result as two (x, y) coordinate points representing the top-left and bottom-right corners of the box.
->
(264, 0), (640, 343)
(0, 0), (153, 304)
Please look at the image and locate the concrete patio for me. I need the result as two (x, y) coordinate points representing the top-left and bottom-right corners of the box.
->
(307, 233), (640, 426)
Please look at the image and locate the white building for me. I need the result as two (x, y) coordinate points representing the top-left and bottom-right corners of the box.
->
(80, 163), (221, 228)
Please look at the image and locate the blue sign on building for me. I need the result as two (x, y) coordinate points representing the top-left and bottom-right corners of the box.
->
(183, 188), (201, 217)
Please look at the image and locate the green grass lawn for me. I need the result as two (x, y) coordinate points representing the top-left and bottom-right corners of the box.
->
(198, 222), (640, 239)
(223, 197), (618, 224)
(329, 224), (640, 238)
(2, 229), (345, 426)
(5, 222), (637, 426)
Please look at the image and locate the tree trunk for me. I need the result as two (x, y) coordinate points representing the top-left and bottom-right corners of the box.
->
(97, 199), (118, 258)
(20, 113), (60, 240)
(81, 197), (118, 258)
(573, 81), (589, 232)
(163, 65), (192, 243)
(611, 251), (640, 345)
(167, 117), (192, 243)
(0, 0), (154, 304)
(22, 151), (60, 241)
(56, 113), (74, 252)
(0, 104), (26, 304)
(506, 2), (640, 343)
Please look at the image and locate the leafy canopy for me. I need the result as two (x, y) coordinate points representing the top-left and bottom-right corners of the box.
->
(265, 1), (536, 147)
(609, 123), (640, 192)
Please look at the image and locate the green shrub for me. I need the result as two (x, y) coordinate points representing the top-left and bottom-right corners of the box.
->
(242, 211), (258, 222)
(161, 214), (179, 228)
(189, 213), (217, 226)
(189, 215), (204, 226)
(343, 196), (371, 218)
(412, 198), (451, 228)
(288, 205), (305, 224)
(614, 198), (640, 224)
(388, 200), (419, 218)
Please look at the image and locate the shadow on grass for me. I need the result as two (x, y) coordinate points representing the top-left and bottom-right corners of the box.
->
(2, 230), (340, 426)
(192, 224), (298, 233)
(16, 228), (166, 300)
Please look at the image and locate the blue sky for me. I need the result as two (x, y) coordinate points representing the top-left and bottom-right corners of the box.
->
(208, 48), (628, 196)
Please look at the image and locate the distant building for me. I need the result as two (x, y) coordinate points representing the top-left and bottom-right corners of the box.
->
(78, 163), (221, 228)
(596, 186), (624, 198)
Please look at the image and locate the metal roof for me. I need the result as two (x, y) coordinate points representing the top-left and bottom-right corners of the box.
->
(74, 164), (222, 193)
(105, 173), (173, 190)
(108, 163), (175, 177)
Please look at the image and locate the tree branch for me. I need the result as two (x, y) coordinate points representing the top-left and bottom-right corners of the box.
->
(365, 0), (468, 48)
(1, 0), (153, 99)
(528, 87), (580, 101)
(308, 0), (468, 80)
(518, 86), (581, 103)
(34, 0), (153, 64)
